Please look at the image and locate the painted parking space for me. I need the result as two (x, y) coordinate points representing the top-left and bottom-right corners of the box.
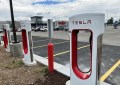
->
(32, 36), (49, 41)
(11, 35), (69, 46)
(53, 45), (90, 67)
(53, 43), (120, 84)
(33, 40), (70, 57)
(11, 35), (49, 42)
(33, 38), (120, 84)
(101, 45), (120, 79)
(33, 39), (89, 58)
(105, 63), (120, 85)
(33, 39), (68, 48)
(101, 60), (120, 84)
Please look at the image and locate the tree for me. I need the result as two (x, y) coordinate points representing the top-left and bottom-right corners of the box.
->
(107, 17), (114, 24)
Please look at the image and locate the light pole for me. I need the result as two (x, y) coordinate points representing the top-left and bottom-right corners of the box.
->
(106, 10), (108, 24)
(9, 0), (18, 43)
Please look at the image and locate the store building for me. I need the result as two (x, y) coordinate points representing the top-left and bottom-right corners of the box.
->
(31, 16), (47, 28)
(53, 20), (68, 27)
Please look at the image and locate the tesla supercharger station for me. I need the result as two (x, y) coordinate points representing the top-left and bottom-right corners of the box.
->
(0, 36), (1, 45)
(3, 24), (11, 52)
(20, 21), (37, 66)
(67, 13), (105, 85)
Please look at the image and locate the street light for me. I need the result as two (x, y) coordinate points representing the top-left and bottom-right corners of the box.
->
(106, 10), (108, 23)
(9, 0), (18, 43)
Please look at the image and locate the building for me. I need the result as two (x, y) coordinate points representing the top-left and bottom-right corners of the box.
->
(31, 16), (69, 28)
(0, 21), (8, 29)
(31, 16), (47, 28)
(0, 18), (69, 31)
(53, 20), (68, 27)
(0, 21), (20, 30)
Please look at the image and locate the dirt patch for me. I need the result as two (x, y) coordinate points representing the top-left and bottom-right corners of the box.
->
(0, 46), (69, 85)
(34, 71), (70, 85)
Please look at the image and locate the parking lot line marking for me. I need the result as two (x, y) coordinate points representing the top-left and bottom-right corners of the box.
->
(100, 60), (120, 82)
(54, 50), (69, 56)
(45, 45), (90, 58)
(33, 39), (49, 42)
(54, 45), (90, 56)
(16, 37), (48, 42)
(33, 41), (69, 48)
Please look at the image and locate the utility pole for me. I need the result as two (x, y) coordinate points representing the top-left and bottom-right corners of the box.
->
(9, 0), (18, 43)
(105, 10), (109, 26)
(107, 10), (108, 22)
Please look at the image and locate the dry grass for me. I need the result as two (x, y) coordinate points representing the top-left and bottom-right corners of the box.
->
(0, 46), (46, 85)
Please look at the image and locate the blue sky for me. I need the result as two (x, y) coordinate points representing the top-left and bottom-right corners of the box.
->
(32, 0), (74, 5)
(0, 0), (120, 21)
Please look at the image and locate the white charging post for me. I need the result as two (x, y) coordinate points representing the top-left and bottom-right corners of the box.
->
(0, 31), (2, 45)
(20, 21), (37, 66)
(3, 24), (11, 52)
(67, 13), (105, 85)
(0, 36), (1, 45)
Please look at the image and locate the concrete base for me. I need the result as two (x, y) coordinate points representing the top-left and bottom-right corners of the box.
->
(0, 37), (1, 45)
(6, 48), (10, 52)
(22, 58), (37, 66)
(0, 33), (3, 36)
(66, 80), (111, 85)
(0, 36), (2, 46)
(10, 42), (23, 57)
(0, 41), (4, 46)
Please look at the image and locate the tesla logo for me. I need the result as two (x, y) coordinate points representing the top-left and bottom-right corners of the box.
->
(72, 20), (91, 25)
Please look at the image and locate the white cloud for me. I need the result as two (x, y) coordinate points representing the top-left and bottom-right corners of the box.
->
(0, 0), (120, 21)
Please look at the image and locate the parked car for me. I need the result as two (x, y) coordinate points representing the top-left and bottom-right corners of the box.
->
(0, 28), (3, 33)
(53, 26), (64, 31)
(53, 26), (59, 31)
(64, 26), (69, 31)
(34, 27), (41, 32)
(40, 26), (47, 32)
(59, 26), (64, 30)
(31, 27), (35, 31)
(17, 28), (22, 32)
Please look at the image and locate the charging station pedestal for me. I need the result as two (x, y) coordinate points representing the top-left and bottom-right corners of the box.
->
(21, 21), (36, 66)
(3, 24), (11, 52)
(0, 36), (1, 46)
(67, 13), (105, 85)
(0, 35), (2, 46)
(0, 33), (2, 46)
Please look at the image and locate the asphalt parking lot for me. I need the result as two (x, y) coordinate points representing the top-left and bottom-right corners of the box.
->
(11, 26), (120, 85)
(33, 37), (120, 85)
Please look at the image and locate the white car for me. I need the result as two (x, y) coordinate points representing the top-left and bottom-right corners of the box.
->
(0, 28), (3, 33)
(64, 26), (69, 31)
(40, 26), (48, 32)
(34, 27), (41, 32)
(17, 28), (22, 32)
